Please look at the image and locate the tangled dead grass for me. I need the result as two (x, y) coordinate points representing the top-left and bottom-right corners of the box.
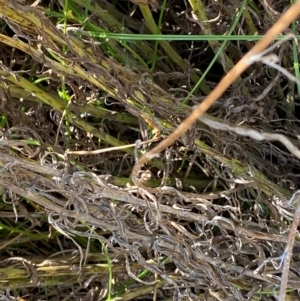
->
(1, 0), (300, 300)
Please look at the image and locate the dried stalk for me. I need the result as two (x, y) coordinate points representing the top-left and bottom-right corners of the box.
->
(279, 191), (300, 301)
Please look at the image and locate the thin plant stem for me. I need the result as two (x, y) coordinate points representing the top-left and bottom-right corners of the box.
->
(278, 191), (300, 301)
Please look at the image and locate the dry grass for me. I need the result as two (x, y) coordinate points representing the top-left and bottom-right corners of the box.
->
(0, 1), (300, 300)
